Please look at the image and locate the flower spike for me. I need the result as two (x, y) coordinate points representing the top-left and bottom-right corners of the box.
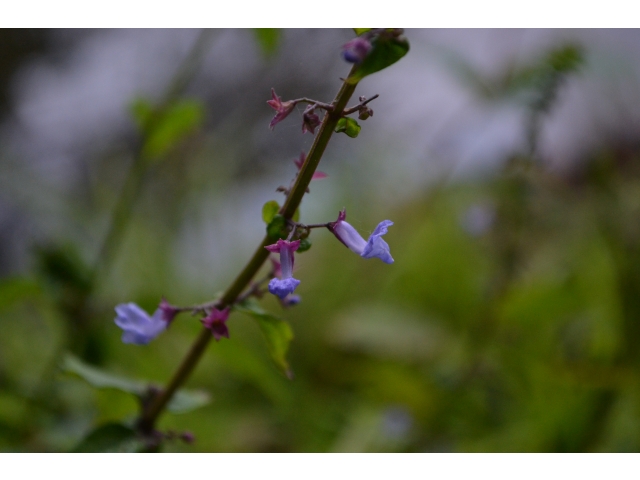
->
(328, 209), (394, 264)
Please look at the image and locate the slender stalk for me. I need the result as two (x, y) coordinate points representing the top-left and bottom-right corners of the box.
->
(138, 66), (359, 432)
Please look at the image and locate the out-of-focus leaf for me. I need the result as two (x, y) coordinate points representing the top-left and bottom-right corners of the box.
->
(353, 28), (372, 35)
(72, 423), (143, 453)
(292, 208), (300, 223)
(0, 277), (42, 312)
(35, 243), (92, 295)
(62, 354), (144, 395)
(253, 29), (281, 57)
(267, 214), (288, 241)
(335, 117), (361, 138)
(235, 299), (294, 379)
(167, 389), (211, 414)
(130, 98), (205, 160)
(130, 98), (154, 132)
(297, 238), (312, 253)
(63, 354), (212, 415)
(262, 200), (280, 225)
(348, 33), (409, 84)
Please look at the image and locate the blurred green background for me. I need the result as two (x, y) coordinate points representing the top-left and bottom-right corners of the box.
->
(2, 28), (640, 452)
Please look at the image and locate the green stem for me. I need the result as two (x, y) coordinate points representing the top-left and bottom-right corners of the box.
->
(138, 66), (359, 432)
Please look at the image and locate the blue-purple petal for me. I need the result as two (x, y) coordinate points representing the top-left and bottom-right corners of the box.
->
(361, 220), (394, 264)
(268, 277), (301, 299)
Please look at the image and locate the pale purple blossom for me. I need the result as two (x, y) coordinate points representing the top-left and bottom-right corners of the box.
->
(114, 303), (168, 345)
(265, 239), (301, 299)
(329, 209), (394, 264)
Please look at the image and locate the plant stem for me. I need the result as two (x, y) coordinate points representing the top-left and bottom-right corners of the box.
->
(138, 66), (359, 432)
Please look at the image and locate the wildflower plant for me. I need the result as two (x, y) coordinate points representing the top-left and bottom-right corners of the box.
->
(69, 29), (409, 452)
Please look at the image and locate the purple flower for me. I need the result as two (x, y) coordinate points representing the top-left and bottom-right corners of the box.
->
(341, 37), (372, 64)
(114, 303), (168, 345)
(267, 88), (296, 130)
(265, 239), (301, 299)
(201, 307), (230, 341)
(302, 105), (321, 134)
(328, 209), (394, 264)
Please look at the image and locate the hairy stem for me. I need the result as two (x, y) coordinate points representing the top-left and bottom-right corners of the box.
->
(138, 66), (359, 432)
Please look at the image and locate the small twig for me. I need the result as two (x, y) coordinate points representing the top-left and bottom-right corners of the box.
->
(343, 94), (379, 116)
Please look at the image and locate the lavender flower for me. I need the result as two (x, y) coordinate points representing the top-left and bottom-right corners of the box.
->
(267, 88), (296, 130)
(341, 37), (372, 64)
(265, 239), (301, 299)
(114, 303), (168, 345)
(328, 209), (394, 264)
(201, 307), (230, 341)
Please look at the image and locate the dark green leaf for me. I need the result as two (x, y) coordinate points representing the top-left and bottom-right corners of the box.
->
(0, 277), (42, 313)
(267, 214), (288, 241)
(35, 243), (92, 295)
(253, 29), (281, 57)
(167, 389), (211, 414)
(62, 354), (144, 395)
(297, 238), (312, 253)
(73, 423), (143, 453)
(348, 34), (409, 84)
(335, 117), (362, 138)
(262, 200), (281, 225)
(235, 299), (294, 379)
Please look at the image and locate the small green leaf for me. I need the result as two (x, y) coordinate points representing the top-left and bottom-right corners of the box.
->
(73, 423), (143, 453)
(292, 208), (300, 223)
(253, 29), (281, 57)
(62, 354), (144, 395)
(262, 200), (281, 224)
(348, 34), (409, 84)
(335, 117), (362, 138)
(267, 214), (288, 241)
(235, 299), (294, 379)
(167, 389), (211, 414)
(353, 28), (372, 35)
(297, 238), (312, 253)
